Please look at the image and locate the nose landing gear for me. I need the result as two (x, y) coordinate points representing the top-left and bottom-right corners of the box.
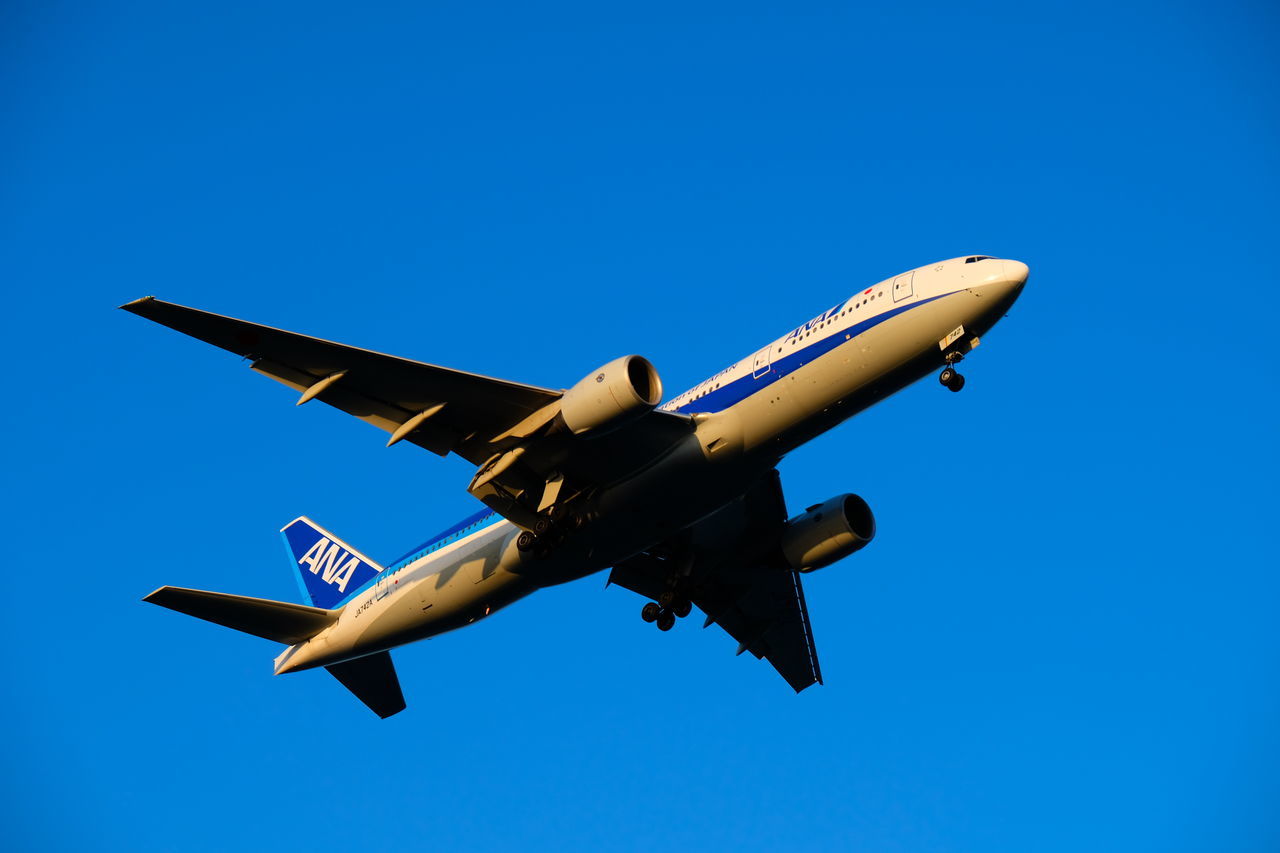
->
(939, 366), (965, 392)
(939, 352), (966, 392)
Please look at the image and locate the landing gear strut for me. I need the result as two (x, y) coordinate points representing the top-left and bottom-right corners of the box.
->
(639, 543), (695, 631)
(939, 352), (966, 392)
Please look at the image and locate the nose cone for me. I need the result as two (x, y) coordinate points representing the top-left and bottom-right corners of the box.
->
(967, 258), (1028, 312)
(1002, 259), (1029, 286)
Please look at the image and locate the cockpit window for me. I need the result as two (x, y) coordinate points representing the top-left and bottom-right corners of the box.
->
(964, 256), (995, 263)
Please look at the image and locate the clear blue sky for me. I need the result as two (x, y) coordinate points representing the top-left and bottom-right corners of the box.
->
(3, 2), (1277, 850)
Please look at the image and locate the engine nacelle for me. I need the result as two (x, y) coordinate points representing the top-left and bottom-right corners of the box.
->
(780, 494), (876, 573)
(560, 355), (663, 436)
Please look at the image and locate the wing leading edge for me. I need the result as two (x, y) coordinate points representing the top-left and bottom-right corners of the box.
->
(120, 296), (559, 462)
(121, 297), (695, 528)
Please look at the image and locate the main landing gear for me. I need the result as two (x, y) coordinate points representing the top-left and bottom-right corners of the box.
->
(939, 352), (966, 393)
(640, 594), (692, 632)
(515, 505), (583, 559)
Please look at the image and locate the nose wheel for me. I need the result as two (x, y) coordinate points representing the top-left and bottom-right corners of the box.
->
(939, 366), (965, 392)
(939, 352), (966, 392)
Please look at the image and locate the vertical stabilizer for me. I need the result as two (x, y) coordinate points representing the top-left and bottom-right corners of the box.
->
(280, 517), (384, 609)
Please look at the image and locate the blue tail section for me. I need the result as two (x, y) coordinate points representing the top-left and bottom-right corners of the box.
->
(280, 517), (384, 610)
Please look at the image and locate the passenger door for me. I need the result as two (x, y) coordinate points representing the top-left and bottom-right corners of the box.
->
(891, 271), (914, 303)
(752, 345), (773, 378)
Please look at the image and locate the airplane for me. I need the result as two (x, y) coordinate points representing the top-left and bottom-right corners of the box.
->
(124, 254), (1029, 717)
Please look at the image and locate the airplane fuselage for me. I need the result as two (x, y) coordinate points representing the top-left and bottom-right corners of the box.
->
(274, 256), (1028, 675)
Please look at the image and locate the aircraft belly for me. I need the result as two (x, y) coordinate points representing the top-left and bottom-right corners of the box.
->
(295, 530), (539, 668)
(581, 434), (777, 571)
(735, 371), (804, 451)
(379, 535), (534, 646)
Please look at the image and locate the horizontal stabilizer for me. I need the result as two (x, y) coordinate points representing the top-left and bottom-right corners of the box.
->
(326, 652), (406, 718)
(143, 586), (337, 645)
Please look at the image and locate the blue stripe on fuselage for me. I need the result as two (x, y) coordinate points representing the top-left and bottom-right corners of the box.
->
(672, 292), (951, 415)
(331, 508), (501, 607)
(326, 291), (956, 608)
(387, 507), (499, 568)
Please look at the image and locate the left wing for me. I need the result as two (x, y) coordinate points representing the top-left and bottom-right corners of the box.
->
(608, 471), (823, 692)
(121, 296), (562, 460)
(121, 297), (693, 527)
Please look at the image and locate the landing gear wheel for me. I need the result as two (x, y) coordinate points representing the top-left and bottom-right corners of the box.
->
(658, 590), (676, 608)
(550, 504), (581, 530)
(641, 602), (661, 623)
(939, 365), (966, 392)
(656, 611), (676, 631)
(672, 599), (692, 618)
(516, 531), (536, 552)
(533, 516), (553, 536)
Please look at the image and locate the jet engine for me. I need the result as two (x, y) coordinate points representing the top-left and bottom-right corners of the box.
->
(779, 494), (876, 573)
(560, 355), (664, 436)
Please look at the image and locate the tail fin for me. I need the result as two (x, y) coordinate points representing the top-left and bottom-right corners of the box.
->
(280, 517), (384, 609)
(143, 586), (337, 644)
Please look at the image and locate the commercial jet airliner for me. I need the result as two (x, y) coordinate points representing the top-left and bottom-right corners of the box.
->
(125, 255), (1028, 717)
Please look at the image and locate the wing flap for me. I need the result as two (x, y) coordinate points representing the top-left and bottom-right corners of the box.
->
(123, 296), (698, 527)
(121, 297), (558, 462)
(609, 472), (823, 693)
(694, 568), (822, 691)
(249, 358), (456, 455)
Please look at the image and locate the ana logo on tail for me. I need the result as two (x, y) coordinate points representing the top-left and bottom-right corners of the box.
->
(280, 516), (384, 609)
(298, 537), (361, 592)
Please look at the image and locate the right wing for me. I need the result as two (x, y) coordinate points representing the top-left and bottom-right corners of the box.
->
(608, 471), (823, 692)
